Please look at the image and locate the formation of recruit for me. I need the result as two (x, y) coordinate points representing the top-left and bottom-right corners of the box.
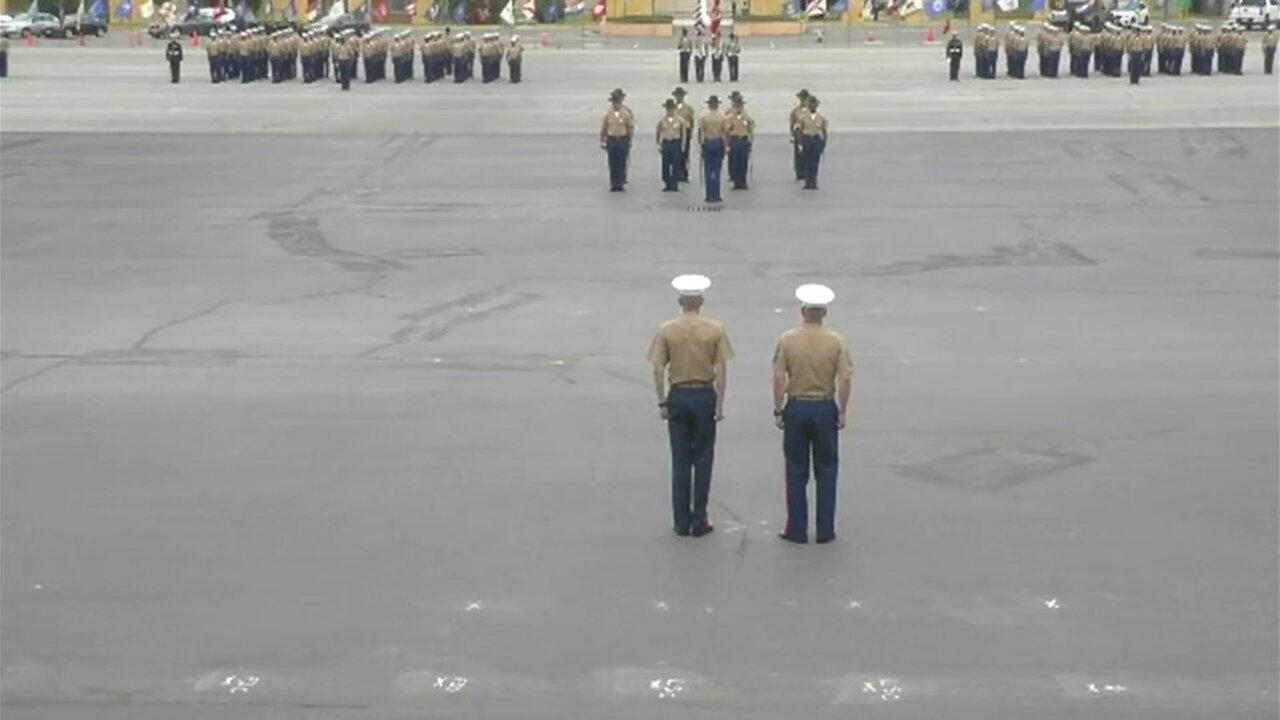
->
(649, 275), (853, 544)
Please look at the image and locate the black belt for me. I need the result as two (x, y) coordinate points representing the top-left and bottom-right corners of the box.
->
(790, 394), (832, 400)
(729, 134), (751, 139)
(672, 381), (713, 388)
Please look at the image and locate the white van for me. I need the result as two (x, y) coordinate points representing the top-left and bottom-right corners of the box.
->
(1228, 0), (1277, 29)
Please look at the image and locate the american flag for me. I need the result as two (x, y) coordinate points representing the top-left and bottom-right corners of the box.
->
(806, 0), (824, 16)
(405, 0), (415, 14)
(691, 0), (708, 30)
(520, 0), (534, 19)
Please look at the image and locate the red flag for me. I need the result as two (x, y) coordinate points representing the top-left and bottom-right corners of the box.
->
(592, 0), (605, 20)
(709, 0), (721, 34)
(373, 0), (387, 19)
(306, 0), (319, 19)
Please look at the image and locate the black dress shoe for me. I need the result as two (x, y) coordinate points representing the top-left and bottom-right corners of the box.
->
(691, 523), (714, 537)
(778, 533), (808, 544)
(815, 535), (836, 544)
(674, 526), (690, 537)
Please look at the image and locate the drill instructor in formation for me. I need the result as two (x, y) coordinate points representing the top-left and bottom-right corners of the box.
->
(773, 284), (852, 545)
(656, 98), (687, 191)
(673, 87), (695, 182)
(725, 91), (754, 191)
(697, 94), (728, 203)
(650, 275), (733, 538)
(789, 89), (811, 181)
(601, 88), (635, 191)
(793, 95), (828, 190)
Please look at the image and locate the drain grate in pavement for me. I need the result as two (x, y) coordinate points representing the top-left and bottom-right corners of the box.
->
(895, 447), (1094, 491)
(688, 204), (724, 212)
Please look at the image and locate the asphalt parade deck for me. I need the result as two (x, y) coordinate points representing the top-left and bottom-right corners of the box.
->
(1, 43), (1277, 719)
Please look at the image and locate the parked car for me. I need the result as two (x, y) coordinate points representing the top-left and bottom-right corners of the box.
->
(0, 12), (32, 36)
(1228, 0), (1277, 28)
(1106, 0), (1149, 27)
(172, 7), (243, 36)
(258, 17), (297, 32)
(4, 11), (64, 37)
(61, 14), (109, 37)
(1051, 0), (1102, 30)
(303, 12), (369, 35)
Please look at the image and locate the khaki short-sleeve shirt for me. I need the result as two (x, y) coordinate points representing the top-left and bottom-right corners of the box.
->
(648, 313), (734, 385)
(772, 324), (852, 398)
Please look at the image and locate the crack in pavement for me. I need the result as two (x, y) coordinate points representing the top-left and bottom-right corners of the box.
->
(2, 300), (238, 393)
(860, 238), (1097, 277)
(132, 299), (237, 351)
(361, 288), (541, 357)
(1, 359), (74, 394)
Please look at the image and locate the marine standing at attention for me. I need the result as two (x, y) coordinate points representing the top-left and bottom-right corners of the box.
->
(773, 284), (852, 545)
(946, 32), (963, 80)
(677, 27), (693, 82)
(650, 274), (734, 538)
(656, 98), (687, 192)
(673, 87), (695, 183)
(165, 35), (184, 83)
(789, 89), (810, 181)
(725, 91), (754, 191)
(725, 33), (741, 81)
(600, 88), (635, 192)
(697, 95), (727, 203)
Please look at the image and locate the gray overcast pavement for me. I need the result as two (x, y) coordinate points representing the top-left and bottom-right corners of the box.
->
(2, 45), (1278, 719)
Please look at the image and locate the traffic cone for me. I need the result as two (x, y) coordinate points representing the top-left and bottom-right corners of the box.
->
(925, 27), (936, 42)
(540, 32), (548, 47)
(77, 32), (85, 46)
(24, 30), (34, 46)
(135, 31), (143, 46)
(190, 30), (198, 47)
(864, 29), (875, 42)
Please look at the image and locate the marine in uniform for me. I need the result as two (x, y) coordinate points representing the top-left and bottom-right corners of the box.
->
(165, 35), (183, 83)
(649, 274), (733, 538)
(600, 88), (634, 192)
(697, 95), (727, 203)
(1169, 25), (1186, 75)
(793, 95), (827, 191)
(772, 284), (852, 545)
(1009, 24), (1029, 78)
(507, 34), (523, 82)
(710, 33), (724, 81)
(0, 35), (10, 78)
(673, 87), (695, 182)
(1126, 24), (1143, 83)
(207, 29), (221, 83)
(693, 29), (708, 82)
(677, 27), (693, 82)
(725, 91), (754, 191)
(335, 31), (354, 90)
(789, 89), (810, 180)
(946, 32), (962, 80)
(656, 99), (686, 191)
(239, 29), (254, 82)
(725, 33), (741, 81)
(1038, 23), (1062, 77)
(1264, 26), (1276, 74)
